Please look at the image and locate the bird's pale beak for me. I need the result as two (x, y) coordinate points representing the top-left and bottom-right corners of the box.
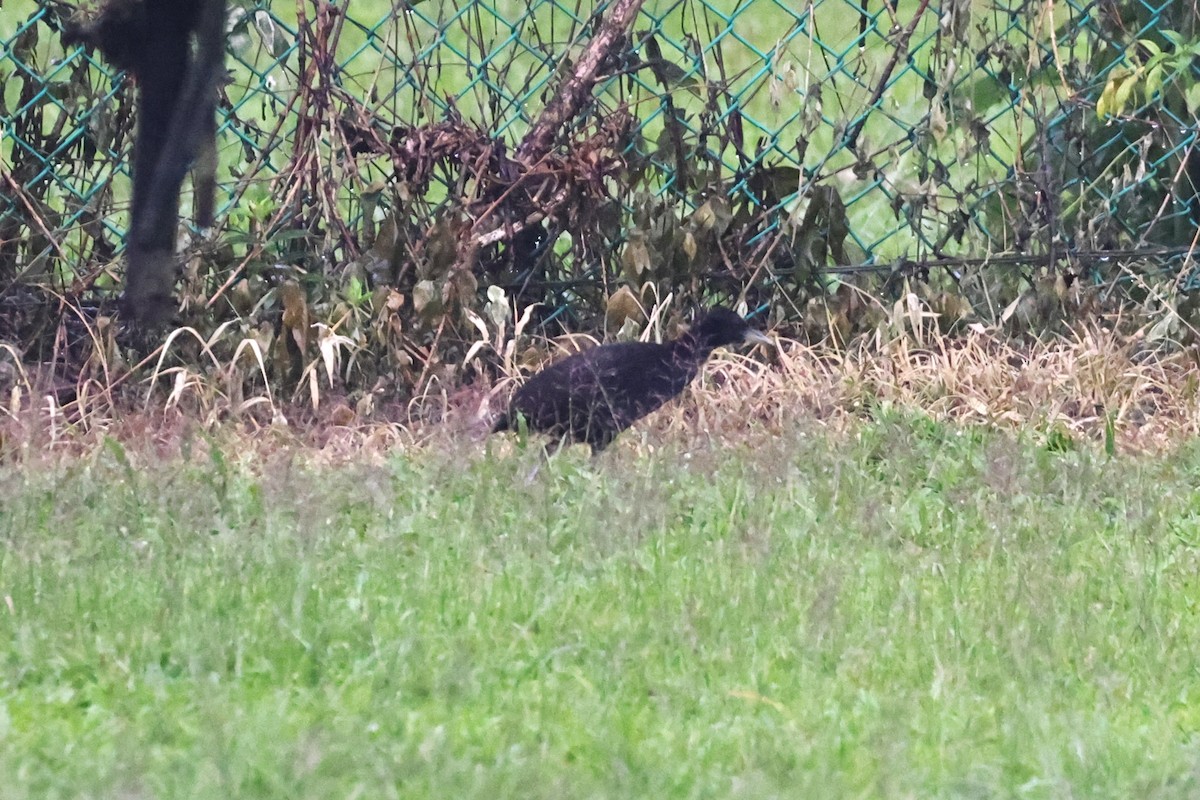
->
(743, 330), (774, 347)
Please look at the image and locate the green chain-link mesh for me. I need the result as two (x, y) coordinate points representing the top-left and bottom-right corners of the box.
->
(2, 0), (1197, 305)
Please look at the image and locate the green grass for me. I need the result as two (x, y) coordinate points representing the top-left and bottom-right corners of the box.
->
(3, 416), (1200, 798)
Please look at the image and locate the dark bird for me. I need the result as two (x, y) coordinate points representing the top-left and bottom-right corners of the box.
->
(493, 307), (773, 452)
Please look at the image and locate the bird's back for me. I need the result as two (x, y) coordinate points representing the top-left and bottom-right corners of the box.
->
(505, 340), (700, 449)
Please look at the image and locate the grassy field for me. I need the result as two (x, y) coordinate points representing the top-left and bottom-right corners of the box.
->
(3, 413), (1200, 799)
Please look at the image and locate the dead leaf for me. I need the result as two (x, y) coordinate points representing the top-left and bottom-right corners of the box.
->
(413, 280), (440, 317)
(330, 403), (355, 426)
(606, 286), (644, 331)
(280, 280), (309, 352)
(621, 233), (652, 280)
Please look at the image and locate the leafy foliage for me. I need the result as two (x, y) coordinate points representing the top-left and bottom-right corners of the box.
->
(1, 0), (1198, 409)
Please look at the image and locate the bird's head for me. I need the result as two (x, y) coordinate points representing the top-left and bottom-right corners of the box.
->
(689, 307), (774, 350)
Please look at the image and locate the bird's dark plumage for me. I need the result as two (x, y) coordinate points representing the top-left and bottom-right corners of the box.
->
(493, 307), (772, 452)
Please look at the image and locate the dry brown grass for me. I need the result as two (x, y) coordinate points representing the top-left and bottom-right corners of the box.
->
(3, 311), (1200, 463)
(655, 322), (1200, 455)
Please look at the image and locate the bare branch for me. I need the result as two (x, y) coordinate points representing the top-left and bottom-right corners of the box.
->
(516, 0), (645, 161)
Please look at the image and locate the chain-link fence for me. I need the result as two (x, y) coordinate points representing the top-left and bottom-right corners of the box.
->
(2, 0), (1199, 354)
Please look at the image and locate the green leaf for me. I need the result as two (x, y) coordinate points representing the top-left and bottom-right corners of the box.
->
(1113, 70), (1138, 113)
(346, 275), (366, 304)
(1186, 82), (1200, 115)
(1096, 67), (1133, 118)
(1145, 64), (1163, 99)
